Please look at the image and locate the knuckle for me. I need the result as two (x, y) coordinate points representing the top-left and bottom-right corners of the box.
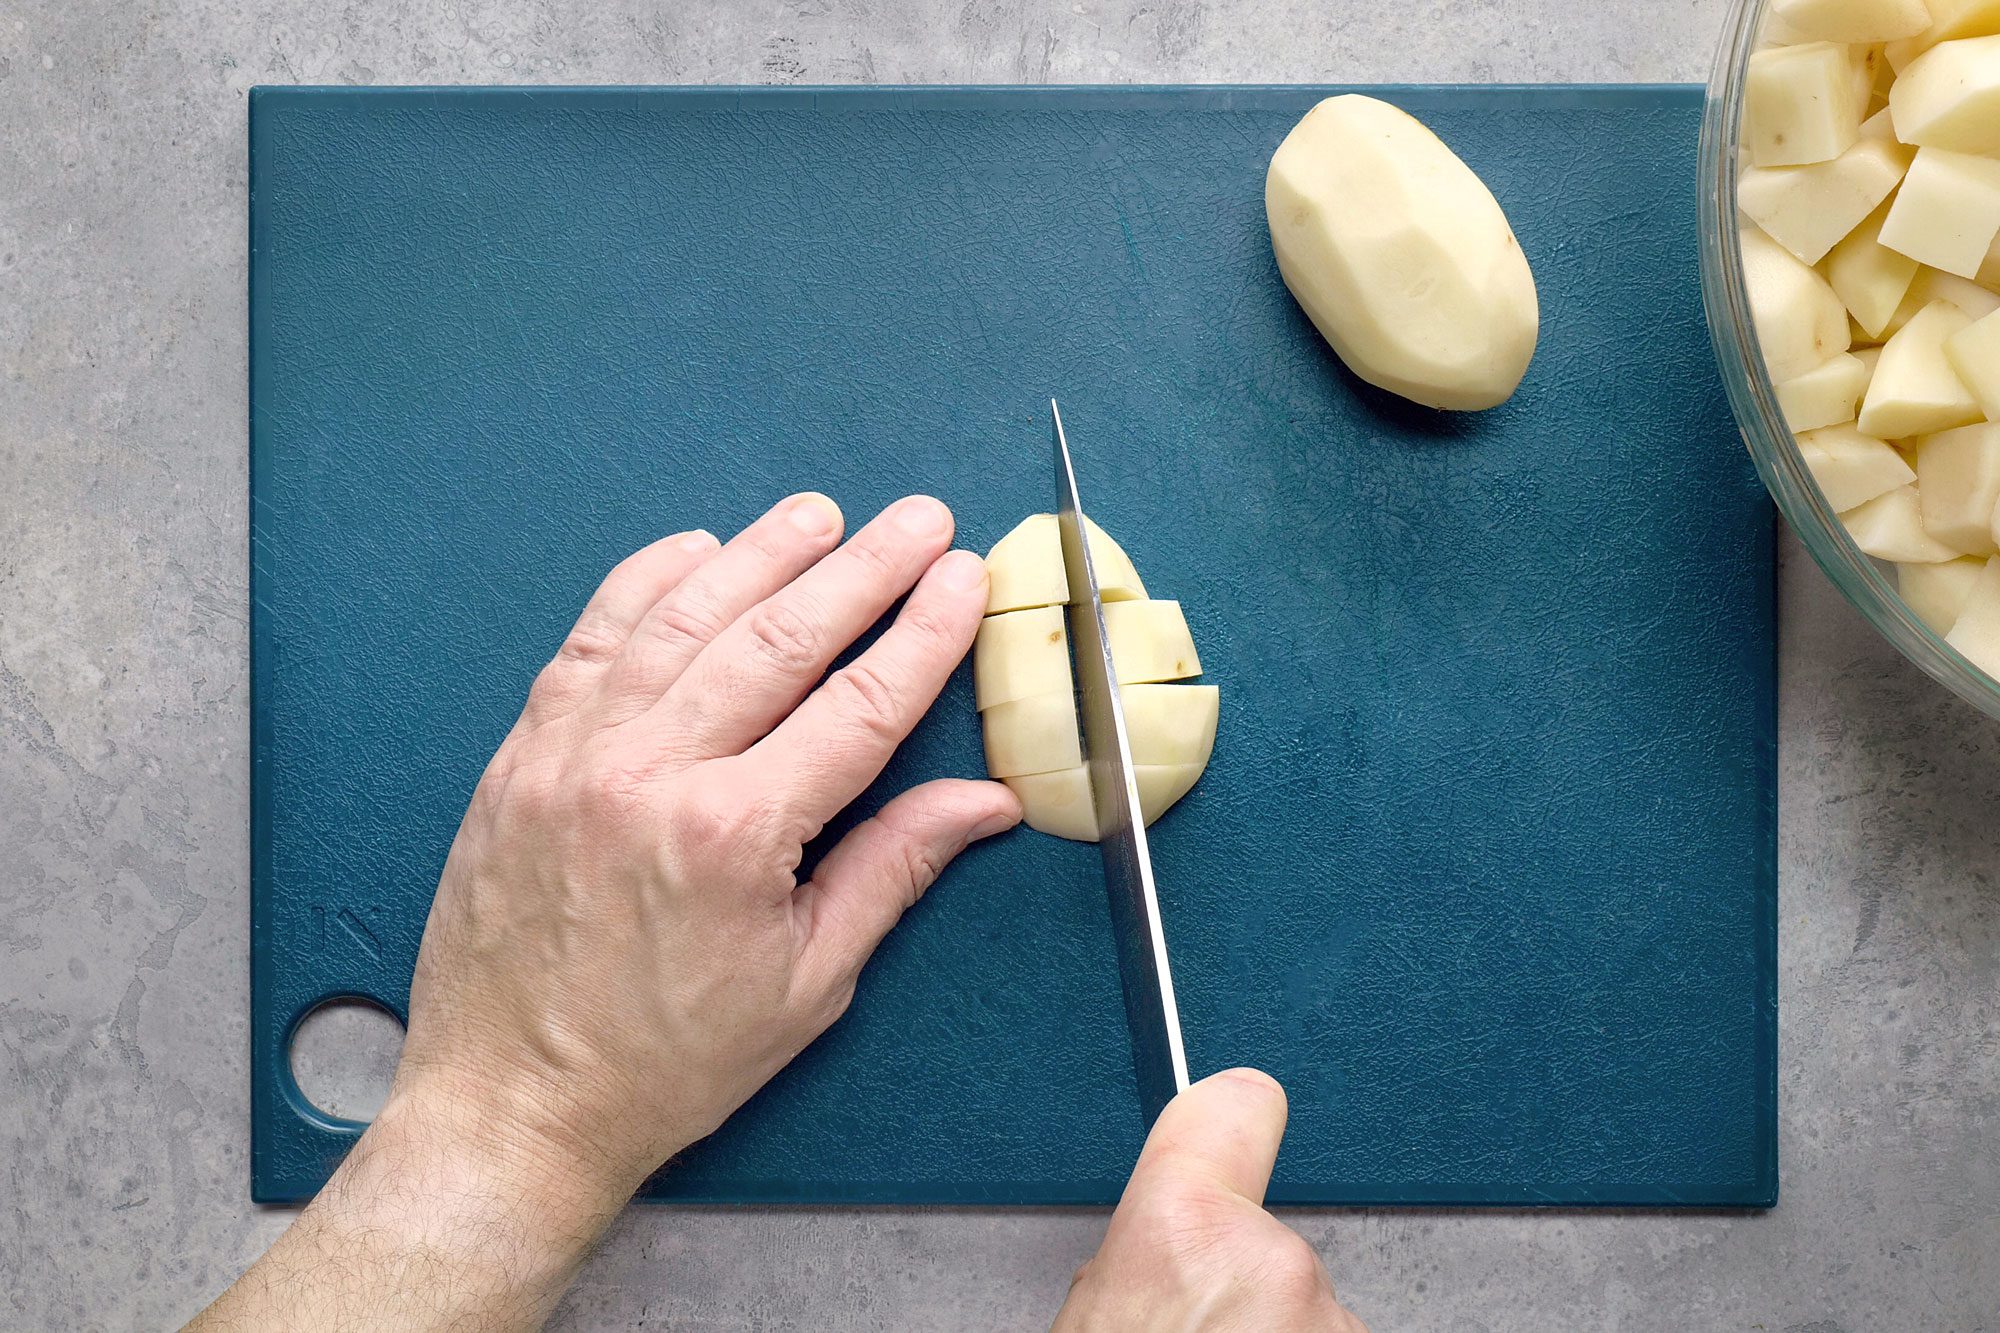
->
(744, 598), (827, 675)
(645, 588), (729, 650)
(825, 661), (905, 743)
(1264, 1234), (1334, 1308)
(844, 534), (903, 581)
(554, 607), (625, 667)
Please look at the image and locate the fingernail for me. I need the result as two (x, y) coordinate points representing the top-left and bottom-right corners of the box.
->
(936, 549), (986, 591)
(893, 495), (950, 538)
(677, 529), (717, 552)
(788, 493), (841, 537)
(970, 809), (1019, 840)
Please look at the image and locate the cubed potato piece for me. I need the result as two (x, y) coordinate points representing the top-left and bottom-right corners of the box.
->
(1779, 353), (1875, 429)
(1842, 482), (1967, 559)
(1944, 308), (2000, 418)
(980, 683), (1219, 780)
(1980, 234), (2000, 291)
(1101, 600), (1202, 684)
(983, 513), (1145, 615)
(1265, 95), (1538, 411)
(1927, 0), (2000, 40)
(1916, 423), (2000, 553)
(1743, 226), (1854, 381)
(1899, 555), (1990, 632)
(1891, 36), (2000, 156)
(1944, 555), (2000, 675)
(1880, 148), (2000, 279)
(1744, 41), (1871, 166)
(1798, 422), (1917, 508)
(973, 606), (1071, 711)
(1824, 195), (1922, 337)
(1882, 265), (2000, 336)
(1741, 111), (1913, 265)
(1773, 0), (1933, 41)
(1859, 300), (1985, 436)
(1004, 763), (1207, 842)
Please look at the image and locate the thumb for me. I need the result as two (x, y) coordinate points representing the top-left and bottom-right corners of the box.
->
(794, 777), (1021, 992)
(1125, 1068), (1290, 1206)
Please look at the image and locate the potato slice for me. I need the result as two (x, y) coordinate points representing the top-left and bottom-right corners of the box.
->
(980, 684), (1220, 779)
(1899, 556), (1990, 633)
(1944, 309), (2000, 419)
(1880, 148), (2000, 279)
(1779, 353), (1874, 430)
(1797, 423), (1916, 508)
(1842, 482), (1966, 560)
(1890, 36), (2000, 156)
(973, 600), (1201, 710)
(1858, 300), (1985, 437)
(1101, 601), (1202, 684)
(1742, 226), (1854, 381)
(1004, 764), (1207, 843)
(1772, 0), (1933, 42)
(1744, 41), (1870, 166)
(1916, 423), (2000, 554)
(1741, 111), (1913, 266)
(1265, 95), (1538, 411)
(973, 606), (1070, 711)
(984, 513), (1145, 615)
(1945, 555), (2000, 674)
(1980, 234), (2000, 291)
(1824, 196), (1922, 338)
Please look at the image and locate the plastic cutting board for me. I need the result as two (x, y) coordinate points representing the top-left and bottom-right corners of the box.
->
(249, 85), (1777, 1206)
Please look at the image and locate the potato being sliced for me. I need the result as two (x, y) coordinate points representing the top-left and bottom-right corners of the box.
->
(1898, 556), (1989, 633)
(973, 517), (1217, 842)
(980, 684), (1220, 780)
(1004, 764), (1208, 843)
(984, 513), (1146, 614)
(1858, 300), (1985, 438)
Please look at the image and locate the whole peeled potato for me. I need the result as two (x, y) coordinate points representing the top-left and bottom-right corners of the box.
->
(1265, 94), (1540, 411)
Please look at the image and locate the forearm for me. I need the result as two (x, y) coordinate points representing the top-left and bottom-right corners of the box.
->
(189, 1088), (634, 1332)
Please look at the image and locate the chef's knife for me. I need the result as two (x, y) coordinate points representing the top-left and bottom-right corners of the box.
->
(1050, 399), (1192, 1125)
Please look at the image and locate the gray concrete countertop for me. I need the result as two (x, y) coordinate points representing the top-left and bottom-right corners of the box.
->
(4, 1), (1997, 1328)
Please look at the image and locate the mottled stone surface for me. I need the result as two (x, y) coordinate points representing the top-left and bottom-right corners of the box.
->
(2, 0), (1995, 1327)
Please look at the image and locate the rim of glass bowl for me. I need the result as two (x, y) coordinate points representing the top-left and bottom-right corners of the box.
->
(1698, 0), (2000, 721)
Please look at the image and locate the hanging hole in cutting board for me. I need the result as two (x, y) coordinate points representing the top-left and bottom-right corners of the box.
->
(288, 996), (405, 1124)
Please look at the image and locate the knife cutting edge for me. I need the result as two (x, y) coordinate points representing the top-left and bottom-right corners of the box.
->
(1050, 399), (1193, 1125)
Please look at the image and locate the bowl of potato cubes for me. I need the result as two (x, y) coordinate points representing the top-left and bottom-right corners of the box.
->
(1700, 0), (2000, 716)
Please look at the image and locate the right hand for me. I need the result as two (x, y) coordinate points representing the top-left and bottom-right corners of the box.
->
(1053, 1070), (1372, 1332)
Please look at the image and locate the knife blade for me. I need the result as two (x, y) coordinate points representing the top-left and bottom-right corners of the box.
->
(1050, 399), (1192, 1125)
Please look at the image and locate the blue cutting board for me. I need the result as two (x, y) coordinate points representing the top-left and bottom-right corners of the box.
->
(249, 85), (1777, 1206)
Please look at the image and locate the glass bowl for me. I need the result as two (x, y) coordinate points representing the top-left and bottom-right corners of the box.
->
(1697, 0), (2000, 720)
